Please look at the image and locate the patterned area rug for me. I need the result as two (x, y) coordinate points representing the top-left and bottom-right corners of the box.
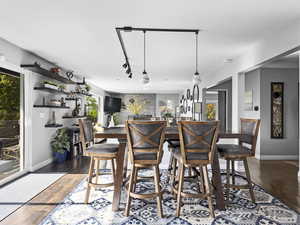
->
(39, 169), (299, 225)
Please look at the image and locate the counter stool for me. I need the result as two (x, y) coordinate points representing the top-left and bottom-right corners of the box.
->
(217, 118), (260, 204)
(172, 121), (219, 217)
(125, 120), (166, 218)
(79, 119), (119, 204)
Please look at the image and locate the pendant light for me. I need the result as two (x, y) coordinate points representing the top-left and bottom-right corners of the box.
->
(193, 31), (201, 85)
(142, 30), (150, 85)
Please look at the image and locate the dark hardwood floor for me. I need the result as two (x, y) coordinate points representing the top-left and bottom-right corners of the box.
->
(0, 157), (299, 225)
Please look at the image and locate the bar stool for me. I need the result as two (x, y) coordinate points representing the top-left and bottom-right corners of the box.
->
(172, 121), (219, 217)
(217, 118), (260, 203)
(79, 119), (119, 204)
(125, 120), (166, 218)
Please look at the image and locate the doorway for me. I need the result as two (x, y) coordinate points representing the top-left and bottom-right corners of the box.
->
(0, 70), (23, 182)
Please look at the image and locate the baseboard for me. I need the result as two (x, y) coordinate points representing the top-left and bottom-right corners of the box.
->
(30, 158), (53, 172)
(259, 155), (299, 160)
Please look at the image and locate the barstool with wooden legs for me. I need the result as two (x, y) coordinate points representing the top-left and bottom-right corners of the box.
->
(172, 121), (220, 217)
(217, 118), (260, 204)
(125, 120), (166, 218)
(79, 119), (119, 204)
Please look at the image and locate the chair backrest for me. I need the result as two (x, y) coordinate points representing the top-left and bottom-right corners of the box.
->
(178, 121), (220, 165)
(125, 120), (166, 164)
(79, 119), (94, 152)
(239, 118), (261, 155)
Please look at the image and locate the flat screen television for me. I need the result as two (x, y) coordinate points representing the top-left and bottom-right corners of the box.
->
(104, 96), (121, 113)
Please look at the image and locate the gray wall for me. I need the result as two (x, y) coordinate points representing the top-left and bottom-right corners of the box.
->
(0, 36), (107, 170)
(245, 69), (260, 110)
(208, 79), (232, 130)
(260, 68), (299, 157)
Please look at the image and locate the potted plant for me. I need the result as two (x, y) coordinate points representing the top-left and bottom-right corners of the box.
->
(51, 128), (70, 163)
(58, 84), (66, 91)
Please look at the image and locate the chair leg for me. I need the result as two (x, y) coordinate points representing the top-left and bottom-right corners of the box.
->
(226, 159), (231, 204)
(243, 158), (255, 203)
(95, 159), (100, 184)
(111, 159), (116, 182)
(199, 166), (205, 193)
(171, 158), (177, 193)
(203, 165), (215, 218)
(168, 150), (174, 171)
(176, 163), (184, 217)
(85, 156), (95, 204)
(125, 166), (136, 216)
(154, 165), (164, 218)
(231, 160), (235, 189)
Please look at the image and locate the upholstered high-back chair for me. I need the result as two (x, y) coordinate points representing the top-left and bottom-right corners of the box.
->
(217, 118), (261, 203)
(125, 120), (166, 217)
(172, 121), (219, 217)
(79, 119), (119, 204)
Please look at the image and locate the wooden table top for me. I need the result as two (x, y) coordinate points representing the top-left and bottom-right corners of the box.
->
(95, 126), (179, 140)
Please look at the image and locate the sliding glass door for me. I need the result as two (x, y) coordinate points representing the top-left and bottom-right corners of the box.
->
(0, 72), (22, 182)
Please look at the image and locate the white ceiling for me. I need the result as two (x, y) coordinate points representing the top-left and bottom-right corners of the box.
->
(0, 0), (300, 93)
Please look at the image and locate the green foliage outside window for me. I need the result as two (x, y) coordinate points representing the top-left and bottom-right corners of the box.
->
(0, 74), (20, 121)
(86, 96), (98, 123)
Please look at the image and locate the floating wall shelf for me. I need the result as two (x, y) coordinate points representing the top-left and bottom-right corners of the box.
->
(62, 115), (86, 119)
(34, 87), (69, 95)
(33, 105), (70, 109)
(45, 124), (63, 128)
(21, 63), (76, 84)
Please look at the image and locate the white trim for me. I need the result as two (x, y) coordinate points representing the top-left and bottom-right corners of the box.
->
(298, 171), (300, 179)
(0, 169), (29, 187)
(259, 155), (299, 160)
(29, 158), (53, 172)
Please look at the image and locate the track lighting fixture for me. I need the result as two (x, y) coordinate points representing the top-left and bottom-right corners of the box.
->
(122, 63), (128, 68)
(128, 73), (132, 79)
(126, 68), (131, 74)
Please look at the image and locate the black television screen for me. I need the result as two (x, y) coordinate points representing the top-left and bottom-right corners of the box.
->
(104, 96), (121, 113)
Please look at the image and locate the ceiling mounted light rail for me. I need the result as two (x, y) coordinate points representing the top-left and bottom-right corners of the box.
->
(116, 26), (200, 82)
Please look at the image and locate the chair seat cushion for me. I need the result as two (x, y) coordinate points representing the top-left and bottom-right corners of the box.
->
(172, 147), (209, 161)
(217, 144), (252, 158)
(86, 143), (119, 155)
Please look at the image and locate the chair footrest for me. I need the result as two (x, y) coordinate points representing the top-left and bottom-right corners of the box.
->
(224, 183), (252, 189)
(129, 191), (163, 199)
(88, 182), (114, 188)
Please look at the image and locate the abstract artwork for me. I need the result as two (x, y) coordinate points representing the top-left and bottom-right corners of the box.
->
(271, 82), (284, 138)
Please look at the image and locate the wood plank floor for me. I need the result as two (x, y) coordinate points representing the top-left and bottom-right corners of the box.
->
(0, 157), (299, 225)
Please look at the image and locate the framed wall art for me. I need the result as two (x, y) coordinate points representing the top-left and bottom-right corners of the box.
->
(271, 82), (284, 139)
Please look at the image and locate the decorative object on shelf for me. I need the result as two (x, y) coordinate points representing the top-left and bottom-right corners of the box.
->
(66, 71), (74, 80)
(116, 27), (199, 79)
(51, 128), (70, 163)
(271, 82), (284, 138)
(50, 99), (61, 106)
(58, 84), (66, 92)
(86, 96), (98, 123)
(21, 62), (76, 84)
(60, 97), (65, 107)
(42, 80), (58, 90)
(50, 67), (60, 74)
(85, 84), (91, 93)
(51, 111), (56, 125)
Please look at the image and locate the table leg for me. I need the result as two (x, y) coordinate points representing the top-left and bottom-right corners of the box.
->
(112, 140), (126, 211)
(211, 152), (225, 210)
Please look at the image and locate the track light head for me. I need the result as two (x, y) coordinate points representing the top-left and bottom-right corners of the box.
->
(122, 63), (128, 69)
(126, 68), (131, 74)
(128, 73), (132, 78)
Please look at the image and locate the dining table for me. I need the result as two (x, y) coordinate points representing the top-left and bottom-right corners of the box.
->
(95, 126), (227, 212)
